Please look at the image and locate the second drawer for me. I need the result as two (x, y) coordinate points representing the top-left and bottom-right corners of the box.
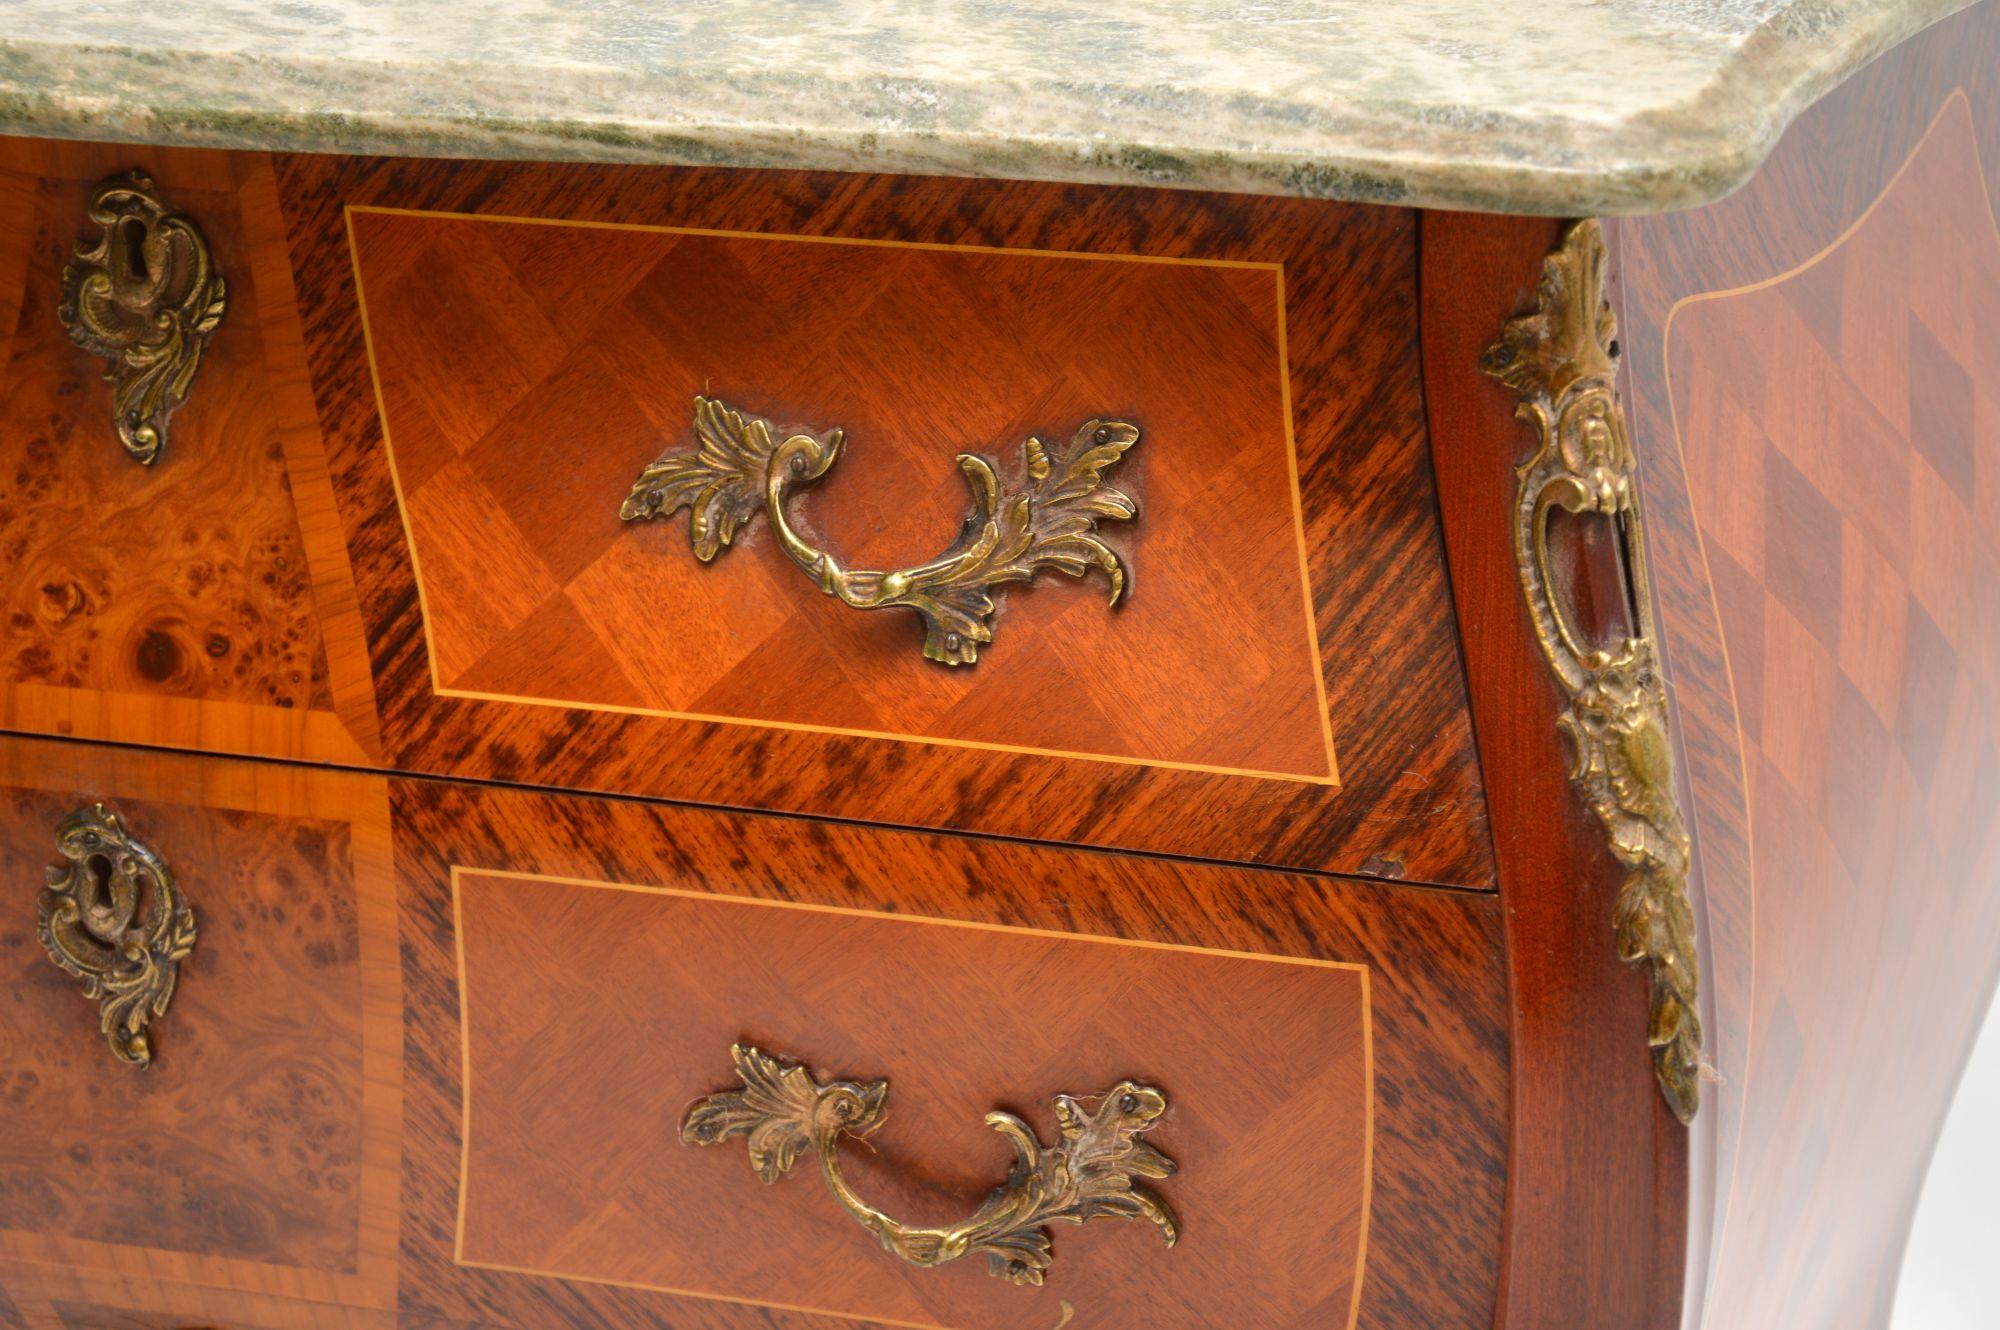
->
(0, 734), (1508, 1329)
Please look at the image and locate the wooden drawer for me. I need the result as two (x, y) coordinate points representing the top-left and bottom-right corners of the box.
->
(0, 135), (1493, 884)
(0, 139), (379, 768)
(0, 734), (1506, 1329)
(0, 739), (401, 1324)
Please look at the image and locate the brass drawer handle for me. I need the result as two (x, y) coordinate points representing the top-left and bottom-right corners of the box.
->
(621, 396), (1140, 665)
(683, 1043), (1178, 1285)
(58, 171), (229, 465)
(36, 803), (197, 1067)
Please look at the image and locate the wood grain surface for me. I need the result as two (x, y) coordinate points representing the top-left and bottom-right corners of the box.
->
(1419, 214), (1690, 1330)
(0, 735), (402, 1324)
(0, 1270), (398, 1329)
(455, 870), (1366, 1329)
(1617, 5), (2000, 1324)
(273, 153), (1495, 884)
(0, 734), (1505, 1329)
(392, 775), (1510, 1330)
(0, 140), (380, 766)
(349, 207), (1336, 782)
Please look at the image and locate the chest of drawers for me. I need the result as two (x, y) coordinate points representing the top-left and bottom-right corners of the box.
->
(3, 4), (1999, 1328)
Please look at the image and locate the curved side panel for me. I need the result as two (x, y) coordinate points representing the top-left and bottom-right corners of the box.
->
(1619, 5), (2000, 1324)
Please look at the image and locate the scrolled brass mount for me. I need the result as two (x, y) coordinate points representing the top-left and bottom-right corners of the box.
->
(58, 170), (229, 465)
(682, 1043), (1179, 1285)
(1480, 219), (1701, 1123)
(35, 803), (197, 1067)
(620, 397), (1140, 665)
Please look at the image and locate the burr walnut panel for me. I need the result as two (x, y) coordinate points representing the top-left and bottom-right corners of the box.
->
(0, 735), (401, 1320)
(0, 139), (380, 767)
(1, 797), (357, 1271)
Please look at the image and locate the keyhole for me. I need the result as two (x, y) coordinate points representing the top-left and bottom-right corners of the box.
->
(85, 853), (113, 912)
(120, 216), (150, 283)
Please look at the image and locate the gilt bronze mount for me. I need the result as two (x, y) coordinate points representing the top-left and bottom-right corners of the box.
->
(58, 170), (228, 465)
(35, 803), (197, 1067)
(1480, 218), (1702, 1123)
(621, 397), (1140, 665)
(683, 1043), (1179, 1284)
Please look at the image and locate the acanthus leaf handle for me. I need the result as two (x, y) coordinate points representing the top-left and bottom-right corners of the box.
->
(620, 396), (1140, 665)
(682, 1042), (1179, 1285)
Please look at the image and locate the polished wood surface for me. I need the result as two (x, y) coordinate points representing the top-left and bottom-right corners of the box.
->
(9, 10), (1994, 1321)
(455, 869), (1364, 1328)
(0, 140), (380, 767)
(351, 208), (1334, 781)
(392, 775), (1510, 1329)
(0, 1280), (390, 1328)
(0, 736), (401, 1324)
(0, 1273), (393, 1329)
(1419, 216), (1689, 1330)
(1617, 6), (2000, 1323)
(0, 136), (1502, 879)
(0, 731), (1508, 1329)
(276, 153), (1494, 883)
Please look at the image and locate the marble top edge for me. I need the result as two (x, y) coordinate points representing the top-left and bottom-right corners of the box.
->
(0, 1), (1976, 216)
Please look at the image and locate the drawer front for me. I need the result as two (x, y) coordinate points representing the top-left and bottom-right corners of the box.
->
(0, 139), (380, 768)
(291, 154), (1490, 881)
(450, 872), (1366, 1326)
(0, 738), (400, 1323)
(0, 136), (1491, 882)
(0, 734), (1506, 1329)
(391, 768), (1510, 1329)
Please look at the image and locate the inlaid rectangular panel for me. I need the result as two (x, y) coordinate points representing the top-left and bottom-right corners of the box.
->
(453, 870), (1364, 1330)
(274, 153), (1494, 883)
(0, 735), (401, 1320)
(351, 209), (1333, 783)
(389, 775), (1510, 1329)
(0, 139), (379, 766)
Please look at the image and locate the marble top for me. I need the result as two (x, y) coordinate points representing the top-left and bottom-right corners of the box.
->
(0, 0), (1973, 215)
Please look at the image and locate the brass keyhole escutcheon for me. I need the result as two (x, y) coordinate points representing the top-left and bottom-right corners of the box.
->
(57, 171), (228, 465)
(35, 803), (197, 1067)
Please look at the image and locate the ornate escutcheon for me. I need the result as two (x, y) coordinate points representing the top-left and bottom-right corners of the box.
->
(57, 170), (229, 465)
(35, 803), (197, 1067)
(1480, 219), (1702, 1123)
(620, 396), (1140, 665)
(683, 1043), (1179, 1284)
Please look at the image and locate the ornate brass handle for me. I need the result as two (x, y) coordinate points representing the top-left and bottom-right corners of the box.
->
(682, 1043), (1179, 1285)
(36, 803), (197, 1067)
(620, 397), (1140, 665)
(1479, 220), (1700, 1123)
(58, 171), (229, 465)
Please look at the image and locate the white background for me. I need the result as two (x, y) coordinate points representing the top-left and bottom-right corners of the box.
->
(1889, 987), (2000, 1327)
